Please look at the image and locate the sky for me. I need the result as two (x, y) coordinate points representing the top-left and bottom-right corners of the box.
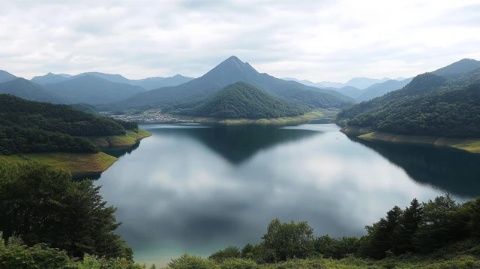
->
(1, 0), (480, 82)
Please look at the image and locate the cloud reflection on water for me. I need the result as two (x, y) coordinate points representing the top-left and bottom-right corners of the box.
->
(96, 124), (467, 265)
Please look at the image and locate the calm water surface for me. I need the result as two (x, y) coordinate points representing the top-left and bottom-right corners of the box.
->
(96, 124), (480, 265)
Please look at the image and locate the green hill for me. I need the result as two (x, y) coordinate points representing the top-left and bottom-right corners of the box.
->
(0, 94), (138, 154)
(178, 82), (307, 119)
(337, 59), (480, 139)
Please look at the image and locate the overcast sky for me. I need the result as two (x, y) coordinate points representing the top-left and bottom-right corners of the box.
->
(1, 0), (480, 82)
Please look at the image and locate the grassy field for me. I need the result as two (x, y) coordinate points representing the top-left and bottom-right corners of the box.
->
(89, 129), (152, 149)
(342, 127), (480, 154)
(0, 129), (151, 178)
(0, 152), (117, 177)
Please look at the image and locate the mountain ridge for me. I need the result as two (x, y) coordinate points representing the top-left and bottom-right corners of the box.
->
(112, 56), (353, 110)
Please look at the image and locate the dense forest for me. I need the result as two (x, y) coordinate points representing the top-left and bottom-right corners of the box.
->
(0, 94), (138, 154)
(173, 82), (307, 119)
(0, 161), (142, 268)
(337, 66), (480, 138)
(165, 195), (480, 269)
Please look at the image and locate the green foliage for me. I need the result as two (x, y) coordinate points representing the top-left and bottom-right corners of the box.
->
(178, 82), (307, 119)
(167, 254), (217, 269)
(0, 237), (143, 269)
(314, 236), (360, 259)
(0, 161), (132, 259)
(76, 255), (144, 269)
(337, 70), (480, 138)
(209, 246), (242, 262)
(208, 195), (480, 266)
(0, 94), (137, 154)
(261, 219), (315, 262)
(219, 258), (258, 269)
(0, 236), (72, 269)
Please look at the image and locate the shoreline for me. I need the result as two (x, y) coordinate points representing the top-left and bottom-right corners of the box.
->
(109, 109), (338, 127)
(341, 126), (480, 154)
(0, 129), (151, 179)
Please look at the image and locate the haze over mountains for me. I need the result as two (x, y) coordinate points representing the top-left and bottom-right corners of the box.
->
(32, 72), (193, 90)
(0, 70), (193, 105)
(114, 56), (353, 110)
(0, 57), (479, 121)
(286, 76), (412, 102)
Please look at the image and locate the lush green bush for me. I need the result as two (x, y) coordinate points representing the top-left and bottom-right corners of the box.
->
(314, 236), (360, 259)
(0, 236), (143, 269)
(167, 254), (216, 269)
(209, 246), (242, 262)
(219, 258), (257, 269)
(261, 219), (315, 262)
(0, 236), (72, 269)
(0, 162), (132, 259)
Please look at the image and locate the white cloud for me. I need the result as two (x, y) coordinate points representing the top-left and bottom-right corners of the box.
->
(0, 0), (479, 82)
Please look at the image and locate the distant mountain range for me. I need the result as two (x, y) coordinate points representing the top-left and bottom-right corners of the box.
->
(32, 72), (193, 90)
(285, 77), (391, 90)
(113, 56), (353, 111)
(356, 78), (412, 102)
(0, 78), (62, 103)
(0, 70), (193, 105)
(285, 77), (410, 102)
(2, 57), (479, 121)
(46, 75), (146, 104)
(338, 58), (480, 138)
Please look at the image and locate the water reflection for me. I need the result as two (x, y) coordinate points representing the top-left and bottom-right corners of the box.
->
(145, 125), (318, 164)
(96, 124), (477, 265)
(350, 139), (480, 197)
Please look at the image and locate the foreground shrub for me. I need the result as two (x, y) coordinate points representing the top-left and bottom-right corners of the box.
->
(210, 247), (241, 262)
(0, 236), (72, 269)
(76, 254), (144, 269)
(168, 254), (217, 269)
(219, 258), (257, 269)
(262, 219), (315, 262)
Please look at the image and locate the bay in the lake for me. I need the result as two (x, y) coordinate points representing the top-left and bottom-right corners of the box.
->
(96, 124), (480, 265)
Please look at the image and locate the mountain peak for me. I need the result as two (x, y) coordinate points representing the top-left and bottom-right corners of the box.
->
(201, 56), (259, 83)
(433, 58), (480, 77)
(224, 55), (242, 63)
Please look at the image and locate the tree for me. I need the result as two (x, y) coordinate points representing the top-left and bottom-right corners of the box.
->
(360, 206), (403, 259)
(0, 162), (132, 259)
(261, 219), (314, 262)
(413, 195), (466, 253)
(392, 199), (423, 254)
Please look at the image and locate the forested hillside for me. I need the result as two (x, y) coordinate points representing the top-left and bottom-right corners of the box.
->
(0, 94), (137, 154)
(337, 59), (480, 138)
(177, 82), (307, 119)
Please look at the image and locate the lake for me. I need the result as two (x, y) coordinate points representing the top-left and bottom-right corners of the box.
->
(96, 124), (480, 265)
